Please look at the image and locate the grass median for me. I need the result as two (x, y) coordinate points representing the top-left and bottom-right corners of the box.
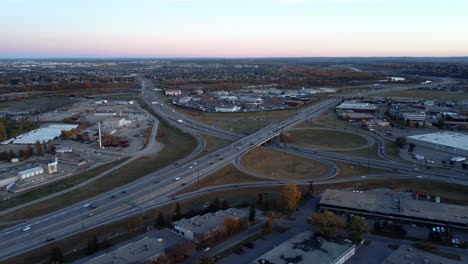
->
(286, 129), (368, 149)
(241, 147), (331, 180)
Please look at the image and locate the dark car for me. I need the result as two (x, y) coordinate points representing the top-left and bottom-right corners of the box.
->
(46, 237), (55, 242)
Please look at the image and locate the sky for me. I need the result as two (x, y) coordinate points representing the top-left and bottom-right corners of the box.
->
(1, 0), (468, 58)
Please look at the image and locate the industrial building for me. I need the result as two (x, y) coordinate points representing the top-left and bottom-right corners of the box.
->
(56, 146), (72, 153)
(407, 132), (468, 157)
(2, 124), (78, 145)
(77, 229), (185, 264)
(319, 189), (468, 229)
(401, 111), (426, 125)
(253, 231), (357, 264)
(17, 166), (44, 179)
(102, 117), (131, 128)
(173, 208), (248, 242)
(214, 106), (242, 113)
(164, 89), (182, 97)
(382, 245), (461, 264)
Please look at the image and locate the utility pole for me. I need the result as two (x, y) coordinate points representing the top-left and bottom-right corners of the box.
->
(197, 163), (200, 189)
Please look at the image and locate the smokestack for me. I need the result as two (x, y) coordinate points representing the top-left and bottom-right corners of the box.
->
(98, 122), (102, 149)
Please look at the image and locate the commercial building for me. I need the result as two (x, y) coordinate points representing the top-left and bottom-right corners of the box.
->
(173, 208), (248, 242)
(319, 189), (468, 229)
(407, 132), (468, 157)
(77, 229), (185, 264)
(253, 231), (357, 264)
(336, 101), (376, 114)
(382, 245), (461, 264)
(17, 166), (44, 179)
(341, 112), (375, 121)
(47, 157), (58, 174)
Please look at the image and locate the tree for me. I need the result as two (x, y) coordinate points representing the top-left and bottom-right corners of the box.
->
(0, 123), (7, 141)
(174, 202), (182, 221)
(311, 210), (345, 239)
(156, 212), (166, 228)
(264, 211), (274, 233)
(154, 254), (171, 264)
(249, 205), (256, 222)
(256, 193), (263, 206)
(35, 140), (43, 156)
(51, 246), (64, 264)
(395, 136), (407, 148)
(87, 235), (99, 255)
(199, 255), (216, 264)
(281, 183), (301, 215)
(408, 143), (416, 153)
(221, 199), (229, 210)
(346, 216), (368, 242)
(373, 222), (382, 232)
(224, 217), (241, 235)
(210, 197), (220, 212)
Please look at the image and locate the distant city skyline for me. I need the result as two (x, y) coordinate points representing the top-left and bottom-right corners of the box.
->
(1, 0), (468, 58)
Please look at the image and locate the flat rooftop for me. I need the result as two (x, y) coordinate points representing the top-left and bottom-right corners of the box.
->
(336, 101), (377, 111)
(382, 245), (462, 264)
(320, 189), (468, 227)
(253, 231), (355, 264)
(407, 132), (468, 151)
(76, 229), (184, 264)
(174, 208), (248, 235)
(2, 124), (78, 145)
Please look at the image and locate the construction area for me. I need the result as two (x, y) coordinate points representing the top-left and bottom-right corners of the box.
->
(0, 98), (156, 197)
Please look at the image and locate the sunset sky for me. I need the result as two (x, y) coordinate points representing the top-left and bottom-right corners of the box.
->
(1, 0), (468, 58)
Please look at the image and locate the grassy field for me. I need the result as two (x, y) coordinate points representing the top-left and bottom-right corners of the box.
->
(176, 164), (267, 195)
(0, 113), (197, 222)
(378, 89), (468, 102)
(241, 147), (331, 180)
(335, 161), (393, 178)
(217, 118), (273, 135)
(287, 129), (368, 149)
(192, 134), (233, 160)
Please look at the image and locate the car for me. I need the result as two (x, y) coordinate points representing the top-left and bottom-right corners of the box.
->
(203, 247), (210, 252)
(91, 204), (97, 209)
(193, 162), (198, 165)
(449, 177), (454, 181)
(111, 195), (116, 199)
(46, 237), (55, 242)
(416, 175), (423, 179)
(22, 226), (31, 232)
(83, 203), (90, 208)
(88, 213), (94, 217)
(121, 190), (127, 194)
(361, 176), (367, 179)
(188, 166), (193, 169)
(175, 177), (181, 181)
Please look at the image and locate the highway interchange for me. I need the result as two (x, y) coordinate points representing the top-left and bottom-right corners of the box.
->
(0, 78), (466, 261)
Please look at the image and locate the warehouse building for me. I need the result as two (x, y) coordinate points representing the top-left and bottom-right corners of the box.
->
(407, 132), (468, 157)
(319, 189), (468, 229)
(401, 111), (426, 126)
(164, 89), (181, 97)
(3, 124), (78, 145)
(173, 208), (248, 242)
(253, 231), (357, 264)
(17, 166), (44, 179)
(336, 101), (376, 114)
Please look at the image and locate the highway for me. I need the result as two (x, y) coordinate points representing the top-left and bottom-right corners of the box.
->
(0, 78), (465, 261)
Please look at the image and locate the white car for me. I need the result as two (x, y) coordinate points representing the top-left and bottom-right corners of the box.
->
(22, 226), (31, 232)
(416, 175), (423, 179)
(83, 203), (90, 208)
(175, 177), (181, 181)
(188, 166), (193, 169)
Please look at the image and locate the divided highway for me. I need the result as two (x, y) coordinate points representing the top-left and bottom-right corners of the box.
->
(0, 78), (465, 261)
